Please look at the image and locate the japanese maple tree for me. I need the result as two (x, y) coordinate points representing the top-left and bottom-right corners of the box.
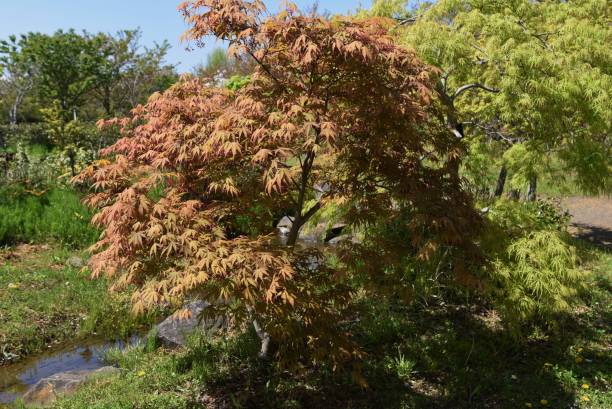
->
(76, 0), (482, 368)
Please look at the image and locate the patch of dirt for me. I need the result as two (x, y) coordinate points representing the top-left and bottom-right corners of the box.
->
(562, 196), (612, 249)
(0, 244), (50, 264)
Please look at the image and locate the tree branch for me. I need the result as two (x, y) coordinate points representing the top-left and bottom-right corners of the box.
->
(301, 199), (323, 225)
(246, 48), (283, 88)
(453, 83), (500, 100)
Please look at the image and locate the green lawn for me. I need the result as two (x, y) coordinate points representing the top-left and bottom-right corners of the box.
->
(0, 245), (157, 366)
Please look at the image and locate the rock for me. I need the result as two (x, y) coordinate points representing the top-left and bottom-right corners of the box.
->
(277, 214), (350, 244)
(277, 216), (294, 236)
(324, 223), (347, 242)
(66, 256), (85, 269)
(23, 366), (119, 407)
(327, 234), (353, 245)
(155, 301), (227, 348)
(299, 222), (327, 243)
(313, 183), (330, 200)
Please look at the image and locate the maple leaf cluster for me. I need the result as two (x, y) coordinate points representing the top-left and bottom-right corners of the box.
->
(76, 0), (482, 368)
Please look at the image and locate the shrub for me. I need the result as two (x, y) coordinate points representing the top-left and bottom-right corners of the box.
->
(491, 230), (588, 334)
(1, 143), (97, 190)
(0, 185), (98, 247)
(352, 198), (589, 337)
(482, 199), (588, 335)
(0, 123), (52, 148)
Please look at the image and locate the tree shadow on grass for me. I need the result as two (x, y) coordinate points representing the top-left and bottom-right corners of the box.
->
(572, 223), (612, 250)
(352, 300), (609, 409)
(175, 290), (609, 409)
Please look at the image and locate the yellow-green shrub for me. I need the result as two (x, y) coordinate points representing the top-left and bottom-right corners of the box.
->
(483, 200), (588, 335)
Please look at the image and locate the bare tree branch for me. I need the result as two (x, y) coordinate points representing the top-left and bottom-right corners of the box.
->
(453, 83), (500, 100)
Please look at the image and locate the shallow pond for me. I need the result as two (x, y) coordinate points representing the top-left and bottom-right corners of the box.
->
(0, 336), (137, 406)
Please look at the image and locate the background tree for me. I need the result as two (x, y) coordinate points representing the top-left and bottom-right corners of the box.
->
(90, 29), (177, 117)
(77, 0), (482, 368)
(113, 36), (177, 114)
(193, 47), (254, 85)
(19, 30), (104, 122)
(0, 28), (177, 150)
(90, 30), (139, 117)
(0, 34), (37, 125)
(370, 0), (611, 198)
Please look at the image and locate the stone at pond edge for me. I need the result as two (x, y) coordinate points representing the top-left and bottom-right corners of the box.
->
(299, 222), (328, 243)
(277, 216), (294, 236)
(23, 366), (119, 407)
(276, 216), (348, 243)
(328, 234), (353, 245)
(155, 301), (228, 348)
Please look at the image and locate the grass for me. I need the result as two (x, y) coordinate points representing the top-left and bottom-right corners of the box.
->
(0, 186), (99, 248)
(0, 245), (159, 366)
(48, 245), (611, 409)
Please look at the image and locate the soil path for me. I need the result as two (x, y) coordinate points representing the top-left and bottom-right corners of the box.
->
(562, 196), (612, 249)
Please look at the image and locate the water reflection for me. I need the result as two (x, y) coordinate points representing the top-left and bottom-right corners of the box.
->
(0, 336), (137, 405)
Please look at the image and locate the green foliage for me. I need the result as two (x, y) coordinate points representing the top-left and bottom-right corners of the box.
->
(194, 47), (253, 85)
(91, 29), (176, 116)
(348, 207), (465, 305)
(40, 100), (96, 147)
(482, 200), (587, 335)
(203, 47), (228, 76)
(19, 30), (105, 120)
(351, 197), (588, 337)
(1, 28), (177, 126)
(503, 142), (546, 190)
(462, 135), (502, 196)
(0, 185), (98, 247)
(393, 0), (611, 196)
(560, 135), (612, 195)
(385, 349), (415, 382)
(358, 0), (410, 19)
(1, 140), (100, 192)
(485, 199), (571, 240)
(0, 123), (50, 147)
(0, 34), (36, 125)
(492, 231), (588, 334)
(225, 74), (251, 91)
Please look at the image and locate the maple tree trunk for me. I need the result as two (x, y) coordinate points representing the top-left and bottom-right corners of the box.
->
(252, 318), (271, 358)
(527, 174), (537, 202)
(247, 305), (271, 359)
(286, 146), (320, 246)
(286, 215), (302, 247)
(494, 164), (507, 197)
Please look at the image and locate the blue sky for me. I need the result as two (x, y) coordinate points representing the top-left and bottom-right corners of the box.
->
(0, 1), (370, 72)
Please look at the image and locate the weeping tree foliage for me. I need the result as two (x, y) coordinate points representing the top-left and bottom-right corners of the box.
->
(496, 231), (586, 332)
(482, 200), (588, 335)
(368, 0), (611, 197)
(76, 0), (482, 370)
